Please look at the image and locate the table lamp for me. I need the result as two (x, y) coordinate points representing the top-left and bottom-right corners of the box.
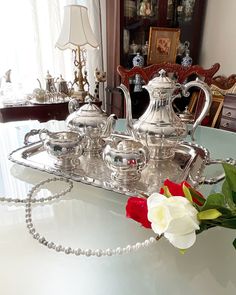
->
(56, 4), (99, 101)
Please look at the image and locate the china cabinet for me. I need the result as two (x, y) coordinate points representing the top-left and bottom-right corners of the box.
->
(106, 0), (207, 117)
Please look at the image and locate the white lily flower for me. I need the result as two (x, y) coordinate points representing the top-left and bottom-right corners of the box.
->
(147, 193), (200, 249)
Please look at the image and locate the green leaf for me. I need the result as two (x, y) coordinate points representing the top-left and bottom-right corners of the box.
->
(201, 193), (225, 211)
(222, 180), (235, 209)
(162, 186), (172, 198)
(198, 209), (222, 220)
(233, 238), (236, 250)
(223, 163), (236, 193)
(188, 187), (206, 205)
(233, 191), (236, 205)
(182, 184), (192, 203)
(221, 217), (236, 229)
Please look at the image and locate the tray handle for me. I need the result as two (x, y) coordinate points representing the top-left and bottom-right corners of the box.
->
(199, 157), (236, 185)
(24, 129), (41, 145)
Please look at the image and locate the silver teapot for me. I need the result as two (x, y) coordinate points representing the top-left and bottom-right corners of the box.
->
(66, 98), (117, 155)
(119, 69), (212, 160)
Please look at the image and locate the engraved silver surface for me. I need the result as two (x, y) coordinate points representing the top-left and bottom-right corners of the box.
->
(9, 139), (212, 196)
(103, 134), (150, 184)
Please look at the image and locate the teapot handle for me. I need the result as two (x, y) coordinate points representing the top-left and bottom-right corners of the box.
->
(182, 79), (212, 141)
(24, 128), (50, 145)
(39, 129), (50, 142)
(117, 84), (137, 140)
(197, 157), (236, 185)
(68, 98), (80, 114)
(24, 129), (41, 145)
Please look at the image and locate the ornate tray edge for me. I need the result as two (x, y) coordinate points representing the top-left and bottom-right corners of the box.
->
(8, 141), (210, 196)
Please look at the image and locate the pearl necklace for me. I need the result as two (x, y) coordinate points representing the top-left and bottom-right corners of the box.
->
(0, 177), (73, 204)
(25, 177), (159, 257)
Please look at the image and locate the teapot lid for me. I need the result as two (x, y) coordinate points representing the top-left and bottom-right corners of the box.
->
(146, 69), (175, 89)
(66, 98), (107, 129)
(77, 99), (105, 117)
(45, 70), (54, 81)
(57, 74), (66, 83)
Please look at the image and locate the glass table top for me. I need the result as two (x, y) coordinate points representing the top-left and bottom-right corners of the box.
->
(0, 120), (235, 295)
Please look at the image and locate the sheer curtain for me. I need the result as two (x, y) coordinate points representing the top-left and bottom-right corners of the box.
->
(0, 0), (105, 98)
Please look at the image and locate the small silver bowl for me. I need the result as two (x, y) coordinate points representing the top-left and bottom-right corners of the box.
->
(39, 129), (83, 169)
(103, 135), (149, 184)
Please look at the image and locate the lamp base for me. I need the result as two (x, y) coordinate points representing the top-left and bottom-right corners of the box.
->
(71, 90), (88, 102)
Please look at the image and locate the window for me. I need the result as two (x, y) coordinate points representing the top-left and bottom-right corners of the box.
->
(0, 0), (104, 101)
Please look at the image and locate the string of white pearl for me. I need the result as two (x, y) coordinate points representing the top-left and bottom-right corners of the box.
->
(25, 177), (159, 257)
(0, 177), (73, 204)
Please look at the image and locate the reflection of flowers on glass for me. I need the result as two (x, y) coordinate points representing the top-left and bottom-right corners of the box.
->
(126, 163), (236, 252)
(156, 38), (171, 55)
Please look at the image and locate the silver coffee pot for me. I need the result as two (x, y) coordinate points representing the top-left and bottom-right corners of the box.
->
(119, 69), (212, 160)
(66, 98), (117, 155)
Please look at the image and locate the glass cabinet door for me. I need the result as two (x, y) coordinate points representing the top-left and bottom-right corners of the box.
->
(122, 0), (159, 68)
(120, 0), (206, 68)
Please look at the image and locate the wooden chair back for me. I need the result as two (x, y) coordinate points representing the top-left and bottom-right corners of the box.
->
(117, 63), (220, 119)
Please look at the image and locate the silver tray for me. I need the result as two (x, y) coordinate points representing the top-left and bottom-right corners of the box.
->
(9, 140), (221, 196)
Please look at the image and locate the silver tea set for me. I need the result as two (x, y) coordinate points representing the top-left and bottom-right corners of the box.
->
(25, 69), (212, 192)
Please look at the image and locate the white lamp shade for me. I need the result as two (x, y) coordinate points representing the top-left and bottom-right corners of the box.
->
(56, 5), (99, 50)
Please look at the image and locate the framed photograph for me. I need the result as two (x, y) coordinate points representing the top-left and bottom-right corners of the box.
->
(147, 27), (180, 64)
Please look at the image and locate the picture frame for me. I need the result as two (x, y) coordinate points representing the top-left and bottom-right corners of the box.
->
(187, 92), (224, 128)
(188, 92), (199, 114)
(147, 27), (180, 64)
(209, 95), (224, 128)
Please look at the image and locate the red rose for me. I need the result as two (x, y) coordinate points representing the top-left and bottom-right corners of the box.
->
(126, 197), (151, 228)
(160, 179), (205, 206)
(126, 180), (205, 228)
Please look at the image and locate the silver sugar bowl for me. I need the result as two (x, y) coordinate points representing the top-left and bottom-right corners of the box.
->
(66, 98), (117, 155)
(103, 134), (149, 184)
(39, 129), (83, 169)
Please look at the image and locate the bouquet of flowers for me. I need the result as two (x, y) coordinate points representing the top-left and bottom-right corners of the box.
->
(126, 163), (236, 251)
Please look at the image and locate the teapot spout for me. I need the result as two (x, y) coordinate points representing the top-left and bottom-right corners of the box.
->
(102, 114), (117, 138)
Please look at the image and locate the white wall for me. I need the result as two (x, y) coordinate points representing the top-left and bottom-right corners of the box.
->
(200, 0), (236, 76)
